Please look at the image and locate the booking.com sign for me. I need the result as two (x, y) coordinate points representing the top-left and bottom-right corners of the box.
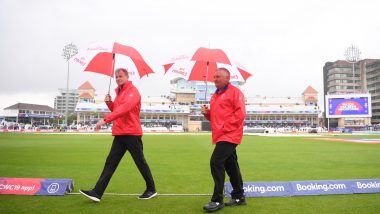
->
(225, 179), (380, 197)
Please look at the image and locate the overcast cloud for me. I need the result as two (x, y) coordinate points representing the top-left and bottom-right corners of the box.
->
(1, 0), (380, 112)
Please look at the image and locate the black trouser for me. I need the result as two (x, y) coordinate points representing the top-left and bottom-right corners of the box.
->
(94, 135), (155, 196)
(210, 141), (244, 202)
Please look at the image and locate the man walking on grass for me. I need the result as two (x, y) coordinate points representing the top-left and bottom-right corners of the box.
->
(201, 67), (247, 212)
(79, 68), (157, 202)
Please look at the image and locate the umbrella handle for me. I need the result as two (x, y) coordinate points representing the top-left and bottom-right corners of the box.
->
(108, 76), (112, 94)
(204, 61), (209, 102)
(105, 94), (112, 102)
(108, 54), (116, 94)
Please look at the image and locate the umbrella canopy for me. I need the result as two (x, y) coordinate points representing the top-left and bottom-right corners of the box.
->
(72, 42), (154, 92)
(163, 47), (252, 82)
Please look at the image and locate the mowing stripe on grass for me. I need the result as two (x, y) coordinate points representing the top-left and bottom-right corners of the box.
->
(309, 138), (380, 144)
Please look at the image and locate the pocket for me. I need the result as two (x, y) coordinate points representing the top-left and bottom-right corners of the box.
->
(222, 123), (234, 133)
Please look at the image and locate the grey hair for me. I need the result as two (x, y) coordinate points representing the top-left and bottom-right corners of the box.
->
(115, 68), (129, 77)
(217, 67), (230, 77)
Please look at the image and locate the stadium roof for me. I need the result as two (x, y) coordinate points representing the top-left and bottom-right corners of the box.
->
(304, 96), (317, 102)
(246, 105), (318, 111)
(142, 96), (172, 103)
(78, 81), (95, 90)
(246, 96), (305, 104)
(75, 101), (190, 113)
(4, 103), (56, 111)
(79, 92), (93, 99)
(142, 104), (189, 111)
(75, 102), (109, 112)
(303, 86), (318, 94)
(246, 105), (320, 114)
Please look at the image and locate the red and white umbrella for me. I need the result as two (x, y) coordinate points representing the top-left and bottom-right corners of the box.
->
(163, 47), (252, 100)
(163, 47), (252, 83)
(72, 41), (154, 93)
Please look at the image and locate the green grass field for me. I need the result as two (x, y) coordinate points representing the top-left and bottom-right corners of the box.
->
(0, 133), (380, 214)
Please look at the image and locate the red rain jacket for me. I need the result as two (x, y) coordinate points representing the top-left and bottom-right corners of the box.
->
(104, 81), (142, 136)
(204, 83), (246, 144)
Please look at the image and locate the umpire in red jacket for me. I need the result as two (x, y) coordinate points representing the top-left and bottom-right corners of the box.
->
(201, 67), (246, 212)
(79, 68), (157, 202)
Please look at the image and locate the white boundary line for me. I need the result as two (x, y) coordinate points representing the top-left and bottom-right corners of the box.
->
(69, 192), (211, 196)
(8, 132), (211, 135)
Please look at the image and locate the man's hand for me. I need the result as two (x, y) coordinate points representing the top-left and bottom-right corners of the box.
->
(95, 119), (106, 130)
(105, 94), (112, 102)
(201, 105), (209, 115)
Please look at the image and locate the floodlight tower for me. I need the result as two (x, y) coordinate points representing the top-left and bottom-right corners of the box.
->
(62, 43), (78, 126)
(344, 45), (361, 94)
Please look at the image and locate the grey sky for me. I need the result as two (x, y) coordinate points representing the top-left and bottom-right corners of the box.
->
(1, 0), (380, 112)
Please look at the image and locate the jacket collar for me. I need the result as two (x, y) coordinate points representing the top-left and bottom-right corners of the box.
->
(115, 81), (132, 94)
(215, 83), (230, 94)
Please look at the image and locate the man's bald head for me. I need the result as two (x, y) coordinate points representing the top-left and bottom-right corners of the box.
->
(213, 68), (230, 89)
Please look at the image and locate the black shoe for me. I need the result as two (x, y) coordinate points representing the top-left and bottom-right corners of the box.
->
(225, 197), (247, 206)
(138, 190), (157, 199)
(79, 189), (101, 202)
(203, 201), (225, 212)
